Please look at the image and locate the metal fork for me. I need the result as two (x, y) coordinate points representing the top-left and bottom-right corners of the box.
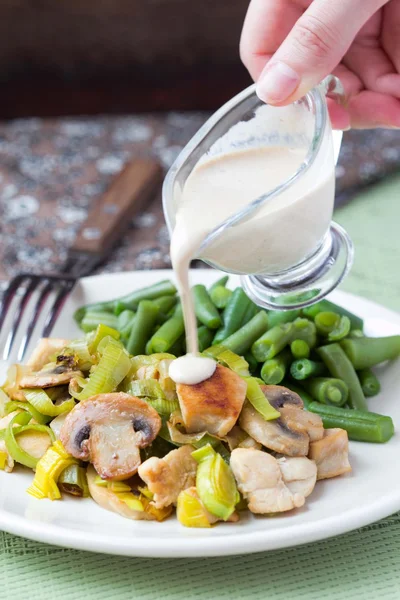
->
(0, 158), (162, 363)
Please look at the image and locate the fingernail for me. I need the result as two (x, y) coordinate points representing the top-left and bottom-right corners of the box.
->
(256, 61), (300, 104)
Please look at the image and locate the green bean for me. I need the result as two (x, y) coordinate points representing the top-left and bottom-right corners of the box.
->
(302, 377), (349, 407)
(302, 300), (363, 330)
(213, 288), (253, 345)
(74, 280), (176, 323)
(169, 335), (185, 357)
(192, 285), (222, 330)
(80, 311), (119, 333)
(267, 309), (300, 328)
(223, 311), (269, 356)
(148, 303), (184, 354)
(126, 300), (159, 356)
(306, 402), (394, 443)
(283, 381), (313, 409)
(317, 343), (367, 410)
(252, 322), (293, 362)
(358, 368), (381, 397)
(197, 326), (215, 353)
(314, 311), (351, 342)
(209, 276), (229, 292)
(341, 336), (400, 370)
(290, 339), (310, 359)
(261, 349), (292, 385)
(314, 312), (340, 335)
(289, 318), (317, 348)
(210, 286), (233, 309)
(241, 302), (260, 326)
(244, 352), (259, 375)
(290, 359), (327, 380)
(117, 310), (136, 344)
(152, 296), (178, 323)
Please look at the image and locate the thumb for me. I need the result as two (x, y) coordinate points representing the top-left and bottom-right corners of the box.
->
(256, 0), (386, 105)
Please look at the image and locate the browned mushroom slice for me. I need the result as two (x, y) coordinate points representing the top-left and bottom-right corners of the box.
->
(309, 428), (352, 480)
(176, 363), (247, 437)
(60, 392), (161, 480)
(138, 445), (197, 508)
(230, 448), (305, 514)
(86, 465), (155, 520)
(240, 401), (309, 457)
(20, 363), (83, 389)
(27, 338), (70, 371)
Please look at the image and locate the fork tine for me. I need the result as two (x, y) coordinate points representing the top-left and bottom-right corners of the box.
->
(42, 282), (74, 338)
(0, 275), (27, 333)
(3, 277), (40, 361)
(17, 280), (53, 362)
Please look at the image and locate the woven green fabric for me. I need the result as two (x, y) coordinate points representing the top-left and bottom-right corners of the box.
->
(1, 176), (400, 599)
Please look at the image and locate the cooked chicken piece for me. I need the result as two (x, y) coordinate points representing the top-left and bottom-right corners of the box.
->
(277, 456), (317, 498)
(86, 465), (155, 521)
(60, 392), (161, 480)
(240, 401), (309, 457)
(230, 448), (305, 513)
(309, 428), (351, 480)
(176, 363), (247, 437)
(27, 338), (70, 371)
(17, 431), (52, 460)
(0, 440), (14, 472)
(20, 364), (83, 389)
(138, 445), (197, 508)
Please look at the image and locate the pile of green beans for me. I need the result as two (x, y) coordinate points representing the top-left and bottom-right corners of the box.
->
(75, 277), (399, 444)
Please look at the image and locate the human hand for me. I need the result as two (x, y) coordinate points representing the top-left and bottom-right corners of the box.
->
(240, 0), (400, 128)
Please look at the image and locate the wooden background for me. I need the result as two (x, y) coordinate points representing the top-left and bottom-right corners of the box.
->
(1, 0), (252, 118)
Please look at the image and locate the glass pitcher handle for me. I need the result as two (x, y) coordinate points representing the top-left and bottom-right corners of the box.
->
(319, 75), (346, 105)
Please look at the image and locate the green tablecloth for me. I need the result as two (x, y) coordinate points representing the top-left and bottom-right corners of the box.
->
(1, 176), (400, 600)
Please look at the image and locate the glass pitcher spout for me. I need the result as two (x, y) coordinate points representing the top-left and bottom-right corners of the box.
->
(163, 80), (352, 310)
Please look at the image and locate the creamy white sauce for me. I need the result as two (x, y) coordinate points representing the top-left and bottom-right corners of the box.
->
(169, 106), (334, 385)
(169, 354), (216, 385)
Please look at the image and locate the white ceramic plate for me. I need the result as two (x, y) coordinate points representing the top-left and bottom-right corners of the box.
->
(0, 269), (399, 558)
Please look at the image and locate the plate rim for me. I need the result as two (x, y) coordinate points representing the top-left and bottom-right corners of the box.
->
(0, 269), (399, 558)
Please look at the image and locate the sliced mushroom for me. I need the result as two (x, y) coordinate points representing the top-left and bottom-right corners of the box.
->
(176, 363), (247, 437)
(240, 385), (325, 456)
(60, 392), (161, 480)
(20, 363), (83, 389)
(279, 406), (324, 443)
(230, 448), (305, 514)
(86, 465), (155, 520)
(240, 401), (309, 457)
(277, 456), (317, 498)
(27, 338), (70, 371)
(309, 428), (352, 480)
(138, 445), (197, 509)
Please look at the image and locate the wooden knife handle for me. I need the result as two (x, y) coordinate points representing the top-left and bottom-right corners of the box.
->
(72, 158), (163, 255)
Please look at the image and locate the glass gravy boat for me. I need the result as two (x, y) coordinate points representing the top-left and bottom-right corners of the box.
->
(163, 76), (353, 310)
